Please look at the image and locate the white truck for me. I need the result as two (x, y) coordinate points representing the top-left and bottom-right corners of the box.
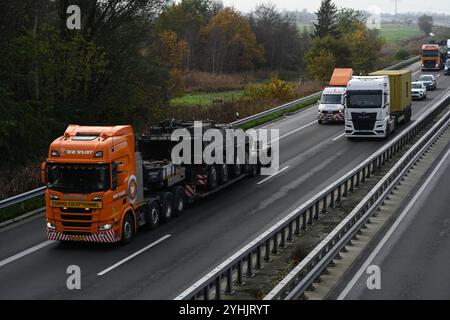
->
(345, 70), (412, 139)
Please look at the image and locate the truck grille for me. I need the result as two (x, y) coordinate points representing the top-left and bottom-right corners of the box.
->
(351, 113), (377, 131)
(61, 214), (92, 221)
(424, 60), (436, 69)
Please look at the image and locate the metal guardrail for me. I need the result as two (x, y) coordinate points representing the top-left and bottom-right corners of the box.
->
(230, 91), (323, 128)
(266, 92), (450, 300)
(175, 88), (450, 300)
(0, 186), (45, 210)
(384, 56), (420, 71)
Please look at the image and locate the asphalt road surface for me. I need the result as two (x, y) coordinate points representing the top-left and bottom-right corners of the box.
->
(0, 63), (449, 299)
(338, 143), (450, 300)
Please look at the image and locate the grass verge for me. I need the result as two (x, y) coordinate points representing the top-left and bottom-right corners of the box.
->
(0, 196), (45, 224)
(239, 97), (318, 130)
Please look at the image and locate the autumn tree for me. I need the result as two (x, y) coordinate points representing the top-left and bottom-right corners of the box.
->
(201, 8), (264, 73)
(418, 15), (433, 35)
(249, 4), (310, 71)
(159, 30), (189, 96)
(313, 0), (338, 38)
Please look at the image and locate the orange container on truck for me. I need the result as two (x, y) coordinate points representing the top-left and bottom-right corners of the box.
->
(42, 121), (267, 244)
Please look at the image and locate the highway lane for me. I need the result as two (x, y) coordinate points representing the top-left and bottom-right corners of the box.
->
(338, 143), (450, 300)
(0, 63), (449, 299)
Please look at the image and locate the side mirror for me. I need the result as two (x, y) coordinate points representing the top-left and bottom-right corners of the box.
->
(41, 162), (47, 184)
(317, 100), (321, 104)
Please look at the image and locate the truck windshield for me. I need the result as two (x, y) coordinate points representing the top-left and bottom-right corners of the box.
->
(321, 94), (342, 104)
(422, 50), (439, 57)
(47, 163), (110, 194)
(347, 90), (383, 109)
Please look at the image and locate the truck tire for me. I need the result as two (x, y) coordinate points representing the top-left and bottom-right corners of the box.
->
(173, 186), (186, 216)
(218, 163), (229, 184)
(145, 201), (161, 230)
(161, 192), (174, 223)
(121, 213), (135, 244)
(207, 165), (218, 190)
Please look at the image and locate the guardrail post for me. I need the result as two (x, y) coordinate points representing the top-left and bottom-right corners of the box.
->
(256, 245), (262, 269)
(280, 228), (286, 248)
(344, 180), (348, 197)
(272, 234), (278, 254)
(356, 171), (360, 187)
(265, 240), (271, 262)
(337, 185), (342, 204)
(330, 190), (335, 208)
(288, 222), (293, 242)
(295, 216), (301, 235)
(215, 276), (222, 300)
(237, 259), (244, 285)
(203, 285), (210, 300)
(247, 253), (254, 278)
(322, 197), (327, 214)
(314, 202), (320, 220)
(225, 268), (234, 295)
(350, 176), (355, 192)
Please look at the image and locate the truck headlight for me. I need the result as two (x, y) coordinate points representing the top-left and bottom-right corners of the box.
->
(47, 222), (56, 230)
(99, 223), (113, 231)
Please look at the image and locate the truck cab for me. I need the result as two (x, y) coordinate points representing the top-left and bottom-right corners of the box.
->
(318, 87), (346, 124)
(318, 68), (353, 124)
(345, 76), (393, 138)
(421, 44), (442, 71)
(42, 125), (141, 243)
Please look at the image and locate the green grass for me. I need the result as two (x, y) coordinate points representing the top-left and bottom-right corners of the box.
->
(0, 196), (45, 223)
(170, 90), (243, 107)
(380, 23), (422, 43)
(240, 97), (318, 130)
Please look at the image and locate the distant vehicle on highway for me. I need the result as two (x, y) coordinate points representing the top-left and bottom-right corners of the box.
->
(418, 74), (437, 90)
(445, 59), (450, 75)
(411, 82), (427, 100)
(317, 68), (353, 124)
(420, 44), (445, 70)
(345, 69), (412, 139)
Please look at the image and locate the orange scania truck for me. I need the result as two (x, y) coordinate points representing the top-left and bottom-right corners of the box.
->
(421, 44), (445, 71)
(41, 121), (266, 244)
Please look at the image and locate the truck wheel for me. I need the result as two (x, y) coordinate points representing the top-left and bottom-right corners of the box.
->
(218, 163), (229, 184)
(145, 201), (161, 230)
(173, 186), (186, 216)
(207, 165), (218, 190)
(161, 192), (174, 223)
(121, 213), (135, 244)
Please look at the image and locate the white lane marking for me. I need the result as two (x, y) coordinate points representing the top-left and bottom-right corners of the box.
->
(412, 70), (421, 76)
(0, 240), (55, 268)
(97, 235), (171, 276)
(257, 166), (290, 185)
(436, 74), (441, 78)
(332, 133), (346, 141)
(337, 147), (450, 300)
(276, 121), (317, 142)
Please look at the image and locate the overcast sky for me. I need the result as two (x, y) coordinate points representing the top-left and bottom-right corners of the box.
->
(221, 0), (450, 14)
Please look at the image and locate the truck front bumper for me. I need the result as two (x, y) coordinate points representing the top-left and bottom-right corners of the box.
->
(318, 112), (344, 123)
(345, 120), (387, 138)
(47, 229), (120, 243)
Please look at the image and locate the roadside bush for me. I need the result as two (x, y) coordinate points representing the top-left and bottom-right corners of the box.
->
(243, 77), (296, 101)
(395, 48), (410, 60)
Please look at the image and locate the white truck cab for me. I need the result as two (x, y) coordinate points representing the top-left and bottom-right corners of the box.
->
(345, 76), (394, 138)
